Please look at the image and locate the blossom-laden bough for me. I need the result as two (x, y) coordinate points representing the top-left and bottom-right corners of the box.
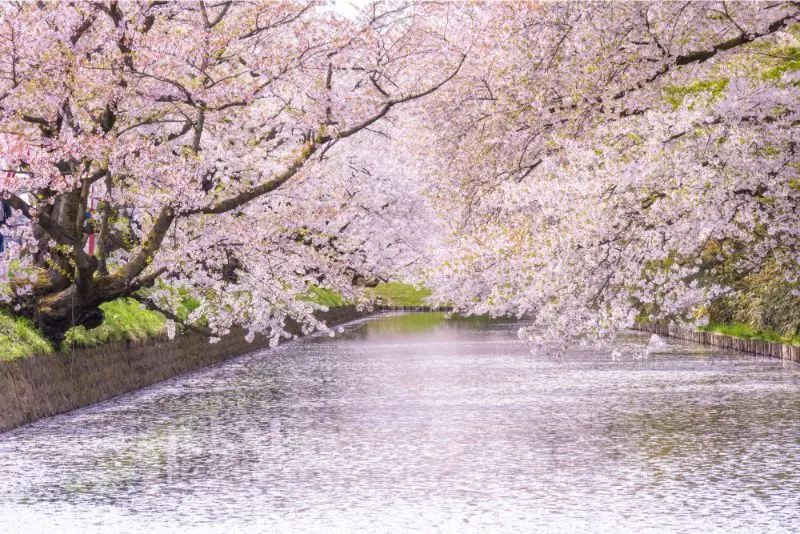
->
(420, 1), (800, 352)
(3, 1), (798, 353)
(0, 0), (469, 343)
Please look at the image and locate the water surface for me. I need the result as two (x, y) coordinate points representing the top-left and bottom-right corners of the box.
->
(1, 313), (798, 533)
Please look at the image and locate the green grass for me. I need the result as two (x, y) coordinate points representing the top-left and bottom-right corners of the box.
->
(304, 283), (436, 308)
(0, 298), (169, 360)
(1, 283), (435, 359)
(302, 286), (348, 308)
(364, 311), (445, 334)
(62, 298), (166, 351)
(699, 322), (800, 346)
(367, 282), (432, 307)
(0, 312), (53, 361)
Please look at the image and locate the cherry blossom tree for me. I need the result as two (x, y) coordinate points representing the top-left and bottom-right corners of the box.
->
(0, 0), (467, 342)
(421, 1), (800, 347)
(4, 0), (797, 351)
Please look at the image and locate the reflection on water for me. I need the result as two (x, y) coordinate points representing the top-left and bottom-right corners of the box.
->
(0, 312), (798, 533)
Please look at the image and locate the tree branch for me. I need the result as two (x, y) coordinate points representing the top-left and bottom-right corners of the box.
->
(186, 52), (467, 217)
(119, 207), (175, 283)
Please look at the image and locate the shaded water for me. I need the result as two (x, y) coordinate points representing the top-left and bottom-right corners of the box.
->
(1, 312), (799, 533)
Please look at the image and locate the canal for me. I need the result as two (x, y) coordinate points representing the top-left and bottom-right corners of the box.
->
(1, 313), (798, 532)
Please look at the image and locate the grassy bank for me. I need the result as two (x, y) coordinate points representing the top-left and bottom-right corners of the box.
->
(304, 282), (434, 308)
(0, 312), (53, 361)
(62, 299), (167, 350)
(367, 282), (432, 307)
(4, 283), (799, 362)
(0, 299), (166, 361)
(303, 287), (349, 308)
(699, 322), (800, 347)
(0, 282), (433, 361)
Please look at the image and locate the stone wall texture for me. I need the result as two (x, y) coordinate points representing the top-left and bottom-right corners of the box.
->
(0, 306), (369, 433)
(635, 323), (800, 362)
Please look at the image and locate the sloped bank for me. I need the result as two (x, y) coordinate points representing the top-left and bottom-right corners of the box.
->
(635, 323), (800, 362)
(0, 306), (370, 433)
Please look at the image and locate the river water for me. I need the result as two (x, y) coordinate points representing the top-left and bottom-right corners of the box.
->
(0, 313), (798, 533)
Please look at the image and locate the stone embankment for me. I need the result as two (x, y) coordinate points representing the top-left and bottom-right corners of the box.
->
(636, 323), (800, 362)
(0, 306), (369, 433)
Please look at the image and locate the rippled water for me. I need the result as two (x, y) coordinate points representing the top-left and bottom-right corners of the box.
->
(1, 312), (799, 533)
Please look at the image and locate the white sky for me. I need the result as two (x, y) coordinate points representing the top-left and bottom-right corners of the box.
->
(331, 0), (371, 19)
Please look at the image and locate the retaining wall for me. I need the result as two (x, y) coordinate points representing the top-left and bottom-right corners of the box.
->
(0, 306), (369, 433)
(635, 323), (800, 362)
(374, 305), (451, 312)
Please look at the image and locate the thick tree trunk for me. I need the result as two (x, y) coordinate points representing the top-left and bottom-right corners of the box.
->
(8, 187), (175, 344)
(34, 275), (130, 344)
(35, 295), (102, 345)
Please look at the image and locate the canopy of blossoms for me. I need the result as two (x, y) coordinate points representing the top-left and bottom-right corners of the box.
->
(1, 1), (798, 351)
